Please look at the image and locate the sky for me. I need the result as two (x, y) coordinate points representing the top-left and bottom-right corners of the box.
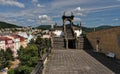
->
(0, 0), (120, 27)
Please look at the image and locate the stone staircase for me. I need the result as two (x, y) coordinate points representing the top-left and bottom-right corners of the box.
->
(52, 35), (92, 50)
(83, 37), (93, 50)
(53, 37), (65, 49)
(66, 28), (74, 39)
(77, 37), (84, 50)
(76, 36), (93, 50)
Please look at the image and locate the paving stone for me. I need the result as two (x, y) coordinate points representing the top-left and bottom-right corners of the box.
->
(43, 49), (114, 74)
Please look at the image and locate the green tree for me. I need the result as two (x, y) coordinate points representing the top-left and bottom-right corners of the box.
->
(0, 48), (13, 69)
(29, 39), (35, 44)
(18, 44), (38, 67)
(35, 36), (43, 44)
(8, 68), (15, 74)
(15, 65), (33, 74)
(0, 49), (5, 69)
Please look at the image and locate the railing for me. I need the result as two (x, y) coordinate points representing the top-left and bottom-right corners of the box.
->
(31, 48), (51, 74)
(31, 60), (43, 74)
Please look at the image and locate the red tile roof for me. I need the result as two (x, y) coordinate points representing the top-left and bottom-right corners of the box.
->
(0, 36), (14, 44)
(11, 35), (19, 39)
(11, 34), (25, 42)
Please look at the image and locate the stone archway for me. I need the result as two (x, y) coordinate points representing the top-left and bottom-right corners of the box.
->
(62, 12), (76, 49)
(62, 12), (74, 32)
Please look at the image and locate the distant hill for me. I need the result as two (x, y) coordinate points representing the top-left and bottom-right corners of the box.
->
(36, 25), (51, 30)
(83, 25), (114, 33)
(95, 25), (114, 31)
(0, 21), (22, 28)
(36, 24), (114, 32)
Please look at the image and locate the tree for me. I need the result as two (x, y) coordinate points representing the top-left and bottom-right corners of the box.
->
(8, 68), (15, 74)
(18, 44), (38, 67)
(0, 49), (5, 69)
(0, 48), (13, 70)
(15, 65), (33, 74)
(29, 39), (35, 44)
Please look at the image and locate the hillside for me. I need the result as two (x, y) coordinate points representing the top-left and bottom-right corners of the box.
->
(36, 24), (114, 32)
(82, 25), (114, 33)
(0, 21), (22, 28)
(36, 25), (51, 30)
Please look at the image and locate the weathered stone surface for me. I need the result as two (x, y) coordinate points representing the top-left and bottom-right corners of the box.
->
(43, 49), (114, 74)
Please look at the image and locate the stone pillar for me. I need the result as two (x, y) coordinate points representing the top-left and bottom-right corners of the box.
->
(51, 38), (53, 48)
(63, 19), (66, 37)
(66, 38), (68, 49)
(79, 22), (82, 30)
(75, 39), (77, 49)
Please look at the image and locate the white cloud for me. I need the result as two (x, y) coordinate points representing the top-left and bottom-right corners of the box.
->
(52, 15), (60, 18)
(86, 5), (120, 12)
(38, 15), (54, 25)
(51, 0), (98, 9)
(0, 0), (25, 8)
(71, 7), (85, 16)
(75, 7), (82, 12)
(113, 18), (119, 21)
(37, 4), (45, 8)
(32, 0), (38, 3)
(27, 19), (35, 22)
(39, 15), (51, 20)
(74, 17), (81, 22)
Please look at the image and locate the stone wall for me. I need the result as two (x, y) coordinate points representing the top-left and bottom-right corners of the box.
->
(86, 27), (120, 59)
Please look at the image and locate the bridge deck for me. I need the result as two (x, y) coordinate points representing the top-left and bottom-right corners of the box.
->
(43, 49), (114, 74)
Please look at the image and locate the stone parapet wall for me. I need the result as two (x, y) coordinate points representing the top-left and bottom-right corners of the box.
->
(86, 27), (120, 59)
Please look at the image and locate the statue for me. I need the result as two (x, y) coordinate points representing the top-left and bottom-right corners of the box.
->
(63, 11), (66, 16)
(51, 24), (54, 29)
(71, 12), (73, 16)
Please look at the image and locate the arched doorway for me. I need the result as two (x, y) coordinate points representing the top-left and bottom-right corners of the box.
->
(68, 39), (76, 49)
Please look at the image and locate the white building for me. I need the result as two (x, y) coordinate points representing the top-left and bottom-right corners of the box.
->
(0, 39), (5, 50)
(18, 32), (28, 39)
(4, 35), (21, 58)
(4, 35), (20, 51)
(74, 29), (82, 37)
(27, 34), (34, 43)
(53, 29), (82, 37)
(53, 30), (64, 37)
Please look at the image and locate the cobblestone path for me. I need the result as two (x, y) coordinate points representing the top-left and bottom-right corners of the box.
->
(43, 49), (114, 74)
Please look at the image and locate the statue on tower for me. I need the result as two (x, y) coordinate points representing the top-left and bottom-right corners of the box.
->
(63, 11), (66, 16)
(79, 22), (82, 30)
(71, 12), (73, 16)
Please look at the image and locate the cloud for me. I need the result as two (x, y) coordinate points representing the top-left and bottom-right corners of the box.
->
(113, 18), (119, 21)
(75, 7), (82, 12)
(37, 4), (45, 8)
(27, 19), (35, 22)
(32, 0), (38, 3)
(72, 5), (120, 16)
(39, 15), (50, 20)
(0, 0), (25, 8)
(86, 5), (120, 12)
(71, 7), (85, 16)
(52, 15), (60, 18)
(38, 15), (54, 25)
(74, 17), (81, 22)
(51, 0), (99, 9)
